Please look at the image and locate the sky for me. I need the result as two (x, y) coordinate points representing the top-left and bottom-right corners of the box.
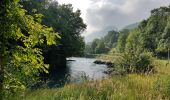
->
(57, 0), (170, 38)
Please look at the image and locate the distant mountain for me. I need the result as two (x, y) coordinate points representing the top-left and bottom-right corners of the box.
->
(85, 26), (118, 42)
(122, 23), (139, 30)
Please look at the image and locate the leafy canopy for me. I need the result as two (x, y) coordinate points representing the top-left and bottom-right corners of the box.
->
(0, 0), (59, 98)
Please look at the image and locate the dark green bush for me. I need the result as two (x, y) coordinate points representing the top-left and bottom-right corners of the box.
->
(114, 51), (154, 73)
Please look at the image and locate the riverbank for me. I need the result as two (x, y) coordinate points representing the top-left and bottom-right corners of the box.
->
(16, 59), (170, 100)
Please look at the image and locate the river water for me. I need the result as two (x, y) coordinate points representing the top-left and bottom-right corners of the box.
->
(47, 57), (108, 87)
(67, 57), (108, 80)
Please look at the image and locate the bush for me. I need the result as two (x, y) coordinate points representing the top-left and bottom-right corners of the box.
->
(109, 48), (117, 54)
(114, 51), (154, 73)
(135, 52), (154, 73)
(113, 30), (154, 74)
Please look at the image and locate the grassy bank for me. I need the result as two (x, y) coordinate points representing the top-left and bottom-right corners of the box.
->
(19, 59), (170, 100)
(96, 53), (119, 62)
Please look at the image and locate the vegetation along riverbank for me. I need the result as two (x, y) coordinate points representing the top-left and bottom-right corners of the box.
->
(20, 60), (170, 100)
(1, 0), (170, 100)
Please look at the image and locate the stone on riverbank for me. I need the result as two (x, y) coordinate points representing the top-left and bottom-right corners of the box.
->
(93, 60), (114, 68)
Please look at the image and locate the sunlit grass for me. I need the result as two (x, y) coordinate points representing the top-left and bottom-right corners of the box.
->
(96, 54), (117, 62)
(21, 59), (170, 100)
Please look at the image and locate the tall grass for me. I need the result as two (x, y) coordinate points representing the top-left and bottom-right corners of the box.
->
(17, 60), (170, 100)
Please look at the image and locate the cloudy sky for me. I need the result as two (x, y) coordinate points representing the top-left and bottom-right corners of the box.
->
(57, 0), (170, 37)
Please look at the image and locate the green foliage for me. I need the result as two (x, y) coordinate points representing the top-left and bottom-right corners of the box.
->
(95, 41), (109, 54)
(125, 30), (141, 53)
(109, 48), (117, 54)
(138, 6), (170, 57)
(156, 16), (170, 57)
(114, 30), (154, 73)
(6, 60), (169, 100)
(0, 0), (58, 98)
(21, 0), (86, 73)
(91, 39), (100, 53)
(116, 29), (129, 53)
(113, 6), (170, 73)
(85, 30), (119, 54)
(84, 43), (93, 54)
(20, 0), (49, 15)
(154, 75), (170, 98)
(22, 70), (170, 100)
(42, 2), (86, 57)
(103, 30), (119, 48)
(115, 51), (154, 73)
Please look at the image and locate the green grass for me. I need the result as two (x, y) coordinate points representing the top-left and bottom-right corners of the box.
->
(96, 54), (119, 62)
(20, 60), (170, 100)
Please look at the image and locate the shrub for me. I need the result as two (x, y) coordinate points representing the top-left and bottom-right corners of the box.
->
(114, 51), (154, 73)
(135, 52), (154, 73)
(113, 30), (154, 74)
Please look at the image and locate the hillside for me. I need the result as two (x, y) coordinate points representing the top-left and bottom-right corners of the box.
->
(122, 22), (139, 30)
(85, 26), (118, 42)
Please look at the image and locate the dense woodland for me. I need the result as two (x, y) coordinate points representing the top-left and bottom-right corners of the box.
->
(1, 0), (170, 99)
(0, 0), (86, 99)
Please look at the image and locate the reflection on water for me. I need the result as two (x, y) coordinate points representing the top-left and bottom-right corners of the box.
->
(46, 57), (108, 88)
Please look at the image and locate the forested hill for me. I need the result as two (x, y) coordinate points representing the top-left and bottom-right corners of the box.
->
(85, 26), (118, 42)
(122, 22), (139, 30)
(85, 6), (170, 57)
(84, 22), (139, 55)
(85, 29), (129, 54)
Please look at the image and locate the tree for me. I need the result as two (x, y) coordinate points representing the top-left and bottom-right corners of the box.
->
(138, 6), (170, 57)
(91, 39), (100, 54)
(115, 30), (153, 73)
(42, 2), (86, 56)
(85, 43), (93, 54)
(103, 30), (119, 48)
(116, 29), (129, 53)
(0, 0), (58, 98)
(157, 16), (170, 57)
(21, 1), (86, 72)
(125, 30), (142, 55)
(42, 2), (86, 73)
(86, 30), (119, 54)
(95, 41), (109, 54)
(20, 0), (48, 15)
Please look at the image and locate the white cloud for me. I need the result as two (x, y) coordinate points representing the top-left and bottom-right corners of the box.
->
(57, 0), (91, 20)
(84, 0), (170, 36)
(57, 0), (170, 39)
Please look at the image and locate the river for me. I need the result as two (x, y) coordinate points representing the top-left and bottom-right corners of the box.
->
(46, 57), (108, 88)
